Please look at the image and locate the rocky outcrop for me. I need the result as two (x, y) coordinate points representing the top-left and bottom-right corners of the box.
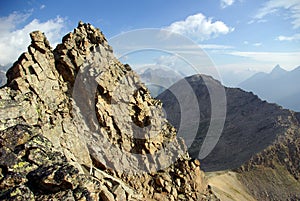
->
(237, 118), (300, 200)
(158, 74), (300, 200)
(0, 22), (216, 200)
(4, 29), (92, 170)
(0, 125), (106, 200)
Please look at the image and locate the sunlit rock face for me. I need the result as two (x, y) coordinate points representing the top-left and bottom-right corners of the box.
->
(0, 22), (215, 200)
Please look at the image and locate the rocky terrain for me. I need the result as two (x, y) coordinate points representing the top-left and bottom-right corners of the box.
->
(1, 21), (299, 201)
(158, 74), (300, 200)
(0, 22), (218, 200)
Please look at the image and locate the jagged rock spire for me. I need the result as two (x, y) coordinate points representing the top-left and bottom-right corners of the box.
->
(0, 22), (216, 200)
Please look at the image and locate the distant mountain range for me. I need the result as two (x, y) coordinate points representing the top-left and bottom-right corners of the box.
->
(138, 67), (183, 97)
(239, 65), (300, 111)
(140, 64), (300, 113)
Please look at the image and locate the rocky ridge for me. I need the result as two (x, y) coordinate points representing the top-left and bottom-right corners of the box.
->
(237, 118), (300, 200)
(158, 74), (300, 200)
(0, 22), (217, 200)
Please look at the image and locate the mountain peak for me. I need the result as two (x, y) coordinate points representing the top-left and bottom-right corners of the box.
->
(273, 64), (282, 69)
(270, 64), (286, 75)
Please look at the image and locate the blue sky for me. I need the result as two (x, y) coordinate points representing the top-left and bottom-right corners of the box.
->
(1, 0), (300, 85)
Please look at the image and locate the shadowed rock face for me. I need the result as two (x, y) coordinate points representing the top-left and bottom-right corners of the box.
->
(158, 74), (300, 200)
(0, 22), (217, 200)
(158, 74), (298, 171)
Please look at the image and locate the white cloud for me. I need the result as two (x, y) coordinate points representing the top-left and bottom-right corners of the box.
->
(243, 41), (263, 47)
(155, 55), (179, 67)
(220, 0), (235, 8)
(0, 12), (31, 37)
(0, 12), (66, 67)
(199, 44), (234, 49)
(277, 33), (300, 41)
(228, 51), (300, 70)
(165, 13), (234, 41)
(253, 42), (262, 47)
(255, 0), (300, 28)
(248, 19), (268, 24)
(40, 5), (46, 10)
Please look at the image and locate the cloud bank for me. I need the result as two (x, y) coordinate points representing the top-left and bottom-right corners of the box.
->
(277, 33), (300, 41)
(0, 12), (66, 67)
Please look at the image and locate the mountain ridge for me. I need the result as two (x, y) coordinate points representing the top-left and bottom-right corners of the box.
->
(158, 74), (300, 200)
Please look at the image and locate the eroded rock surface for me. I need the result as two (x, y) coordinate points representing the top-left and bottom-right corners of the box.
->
(0, 22), (216, 200)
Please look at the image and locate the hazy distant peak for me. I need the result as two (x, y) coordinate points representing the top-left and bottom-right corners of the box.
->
(268, 64), (287, 79)
(272, 64), (282, 70)
(270, 64), (286, 74)
(239, 63), (300, 111)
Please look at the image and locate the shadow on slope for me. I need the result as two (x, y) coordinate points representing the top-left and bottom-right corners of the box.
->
(157, 74), (296, 172)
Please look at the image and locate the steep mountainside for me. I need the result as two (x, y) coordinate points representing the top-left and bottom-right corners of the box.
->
(0, 22), (217, 200)
(158, 74), (300, 200)
(239, 64), (300, 111)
